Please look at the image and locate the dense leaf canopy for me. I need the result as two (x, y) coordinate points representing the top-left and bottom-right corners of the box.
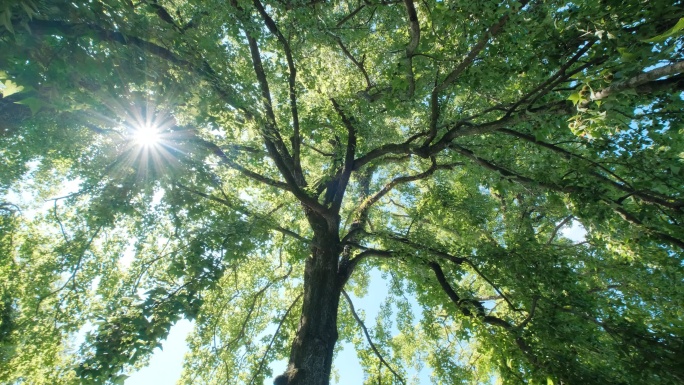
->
(1, 0), (684, 384)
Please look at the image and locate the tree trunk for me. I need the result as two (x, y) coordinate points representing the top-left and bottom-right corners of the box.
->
(283, 211), (342, 385)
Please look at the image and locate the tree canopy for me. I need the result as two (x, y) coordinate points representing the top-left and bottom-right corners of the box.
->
(1, 0), (684, 384)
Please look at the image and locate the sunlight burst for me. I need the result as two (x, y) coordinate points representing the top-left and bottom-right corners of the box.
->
(134, 124), (160, 146)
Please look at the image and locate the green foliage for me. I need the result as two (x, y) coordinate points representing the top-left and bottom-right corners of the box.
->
(0, 0), (683, 384)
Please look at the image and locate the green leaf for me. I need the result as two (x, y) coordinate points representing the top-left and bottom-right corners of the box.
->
(568, 92), (581, 105)
(0, 9), (13, 34)
(642, 17), (684, 43)
(14, 97), (46, 115)
(111, 374), (129, 385)
(617, 47), (637, 62)
(1, 79), (24, 97)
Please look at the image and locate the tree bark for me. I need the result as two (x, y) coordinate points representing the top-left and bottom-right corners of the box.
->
(283, 210), (342, 385)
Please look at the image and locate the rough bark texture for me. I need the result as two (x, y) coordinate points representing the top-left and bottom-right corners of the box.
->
(283, 210), (342, 385)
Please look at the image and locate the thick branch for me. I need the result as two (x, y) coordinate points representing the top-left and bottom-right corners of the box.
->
(354, 142), (414, 171)
(590, 61), (684, 102)
(341, 246), (394, 283)
(246, 35), (331, 217)
(330, 99), (358, 211)
(403, 0), (420, 96)
(353, 129), (427, 171)
(428, 262), (512, 329)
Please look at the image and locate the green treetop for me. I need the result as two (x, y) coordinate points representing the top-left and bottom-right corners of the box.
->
(1, 0), (683, 384)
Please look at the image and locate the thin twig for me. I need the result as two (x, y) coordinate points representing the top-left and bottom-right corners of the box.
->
(342, 290), (406, 385)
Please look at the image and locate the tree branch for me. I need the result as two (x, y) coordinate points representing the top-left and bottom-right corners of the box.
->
(356, 157), (438, 217)
(428, 262), (513, 329)
(341, 290), (406, 385)
(249, 293), (303, 385)
(547, 215), (574, 245)
(26, 19), (244, 111)
(246, 34), (295, 171)
(341, 246), (394, 284)
(194, 137), (291, 191)
(403, 0), (420, 96)
(354, 142), (414, 171)
(506, 41), (598, 115)
(253, 0), (304, 182)
(381, 233), (520, 311)
(175, 183), (310, 244)
(589, 60), (684, 102)
(246, 35), (332, 216)
(330, 98), (358, 211)
(434, 0), (529, 93)
(611, 204), (684, 249)
(429, 100), (573, 154)
(336, 4), (366, 27)
(330, 34), (373, 90)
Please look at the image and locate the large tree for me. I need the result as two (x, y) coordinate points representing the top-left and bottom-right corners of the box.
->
(1, 0), (683, 384)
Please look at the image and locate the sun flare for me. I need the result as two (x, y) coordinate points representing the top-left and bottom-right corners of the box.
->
(134, 124), (160, 146)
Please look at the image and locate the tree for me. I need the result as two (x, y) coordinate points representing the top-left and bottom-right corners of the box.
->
(1, 0), (683, 384)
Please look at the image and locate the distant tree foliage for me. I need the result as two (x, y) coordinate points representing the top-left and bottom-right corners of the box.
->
(1, 0), (683, 384)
